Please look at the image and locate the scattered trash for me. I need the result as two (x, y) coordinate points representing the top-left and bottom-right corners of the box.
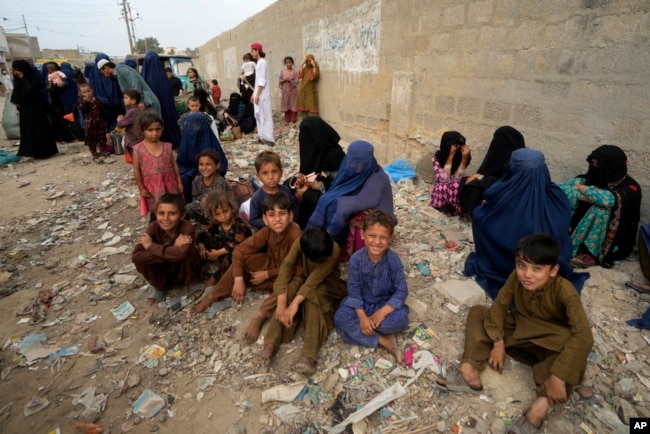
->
(110, 301), (135, 322)
(137, 344), (166, 368)
(23, 396), (49, 416)
(133, 389), (165, 418)
(262, 382), (308, 404)
(411, 323), (435, 347)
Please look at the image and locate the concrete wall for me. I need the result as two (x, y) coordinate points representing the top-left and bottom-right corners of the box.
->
(197, 0), (650, 220)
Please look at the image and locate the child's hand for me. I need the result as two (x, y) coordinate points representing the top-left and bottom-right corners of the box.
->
(488, 340), (506, 373)
(279, 304), (298, 328)
(360, 315), (375, 336)
(232, 277), (246, 304)
(178, 183), (184, 194)
(139, 188), (151, 198)
(117, 115), (123, 121)
(137, 233), (153, 250)
(369, 310), (388, 328)
(249, 270), (269, 286)
(542, 375), (567, 405)
(274, 302), (287, 322)
(174, 234), (192, 247)
(206, 249), (223, 261)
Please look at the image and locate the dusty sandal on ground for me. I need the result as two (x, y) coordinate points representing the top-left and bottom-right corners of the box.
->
(188, 284), (205, 301)
(570, 253), (597, 268)
(148, 289), (165, 306)
(507, 415), (541, 434)
(625, 281), (650, 295)
(435, 370), (483, 393)
(291, 356), (316, 375)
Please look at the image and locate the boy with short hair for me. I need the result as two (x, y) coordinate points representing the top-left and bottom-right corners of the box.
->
(248, 150), (297, 229)
(436, 234), (594, 434)
(192, 193), (302, 342)
(177, 95), (212, 131)
(334, 209), (409, 362)
(116, 88), (142, 161)
(132, 193), (202, 305)
(258, 226), (347, 374)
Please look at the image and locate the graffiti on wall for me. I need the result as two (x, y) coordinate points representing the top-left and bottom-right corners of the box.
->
(223, 46), (238, 79)
(302, 0), (381, 73)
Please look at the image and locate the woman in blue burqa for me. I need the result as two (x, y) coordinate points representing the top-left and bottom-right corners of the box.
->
(84, 53), (123, 131)
(464, 148), (589, 299)
(176, 113), (228, 203)
(141, 51), (181, 149)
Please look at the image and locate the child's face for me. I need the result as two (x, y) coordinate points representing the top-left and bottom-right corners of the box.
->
(143, 122), (163, 141)
(123, 95), (136, 107)
(257, 162), (282, 191)
(211, 204), (234, 226)
(198, 156), (219, 179)
(187, 100), (201, 112)
(80, 86), (93, 100)
(515, 256), (559, 292)
(362, 223), (393, 262)
(285, 59), (293, 69)
(156, 203), (184, 234)
(263, 206), (292, 234)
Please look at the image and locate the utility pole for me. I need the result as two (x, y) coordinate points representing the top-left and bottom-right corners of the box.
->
(119, 1), (135, 54)
(22, 14), (36, 65)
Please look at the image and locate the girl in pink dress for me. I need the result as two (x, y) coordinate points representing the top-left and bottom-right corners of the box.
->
(279, 56), (299, 123)
(132, 111), (183, 219)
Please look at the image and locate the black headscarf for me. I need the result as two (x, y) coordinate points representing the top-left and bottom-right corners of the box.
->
(477, 126), (525, 178)
(434, 131), (469, 174)
(583, 144), (628, 189)
(298, 117), (345, 174)
(227, 92), (242, 113)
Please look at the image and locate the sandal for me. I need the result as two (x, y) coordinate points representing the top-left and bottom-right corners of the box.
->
(435, 370), (483, 394)
(570, 253), (598, 269)
(507, 414), (541, 434)
(625, 281), (650, 295)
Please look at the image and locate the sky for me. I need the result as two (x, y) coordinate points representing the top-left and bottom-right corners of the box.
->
(1, 0), (278, 57)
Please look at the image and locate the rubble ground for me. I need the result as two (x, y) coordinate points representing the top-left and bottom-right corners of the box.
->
(0, 104), (648, 434)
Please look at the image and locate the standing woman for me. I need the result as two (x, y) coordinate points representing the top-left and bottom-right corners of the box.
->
(279, 56), (299, 123)
(10, 60), (58, 159)
(296, 54), (319, 117)
(250, 42), (274, 145)
(185, 68), (204, 94)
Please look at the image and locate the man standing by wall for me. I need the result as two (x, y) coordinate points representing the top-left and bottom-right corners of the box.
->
(250, 42), (274, 146)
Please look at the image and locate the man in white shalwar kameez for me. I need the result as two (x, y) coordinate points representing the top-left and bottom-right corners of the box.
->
(250, 42), (275, 146)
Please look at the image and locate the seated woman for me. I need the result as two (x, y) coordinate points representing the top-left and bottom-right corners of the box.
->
(291, 117), (345, 228)
(559, 145), (641, 268)
(176, 113), (228, 203)
(307, 140), (395, 259)
(459, 126), (525, 215)
(223, 92), (256, 134)
(464, 148), (589, 299)
(429, 131), (471, 216)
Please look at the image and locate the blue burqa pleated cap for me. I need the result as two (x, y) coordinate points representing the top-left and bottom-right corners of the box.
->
(626, 307), (650, 329)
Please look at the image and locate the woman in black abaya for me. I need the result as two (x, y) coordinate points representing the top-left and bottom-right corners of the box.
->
(10, 60), (58, 159)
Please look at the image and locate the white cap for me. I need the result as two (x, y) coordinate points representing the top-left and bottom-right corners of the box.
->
(97, 59), (110, 70)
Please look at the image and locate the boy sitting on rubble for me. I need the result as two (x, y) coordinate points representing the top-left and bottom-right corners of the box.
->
(191, 193), (302, 342)
(436, 234), (594, 434)
(257, 226), (347, 374)
(334, 209), (409, 362)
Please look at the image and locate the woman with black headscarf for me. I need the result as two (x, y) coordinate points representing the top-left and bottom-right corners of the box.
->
(10, 60), (58, 159)
(459, 126), (525, 215)
(559, 145), (641, 268)
(291, 117), (345, 228)
(223, 92), (255, 134)
(429, 131), (471, 216)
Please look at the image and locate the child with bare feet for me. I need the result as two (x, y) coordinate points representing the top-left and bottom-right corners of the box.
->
(131, 194), (202, 305)
(258, 226), (346, 374)
(191, 193), (301, 342)
(334, 210), (409, 363)
(436, 234), (593, 434)
(196, 190), (252, 292)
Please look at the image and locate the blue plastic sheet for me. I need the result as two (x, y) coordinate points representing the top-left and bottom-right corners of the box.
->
(0, 150), (20, 166)
(383, 159), (416, 183)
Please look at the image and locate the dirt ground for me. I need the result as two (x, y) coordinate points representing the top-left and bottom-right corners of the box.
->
(0, 95), (649, 434)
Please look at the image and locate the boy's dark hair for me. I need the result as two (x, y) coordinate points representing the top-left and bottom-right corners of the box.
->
(156, 193), (185, 214)
(514, 234), (560, 266)
(164, 67), (173, 73)
(283, 56), (294, 64)
(262, 192), (292, 214)
(196, 149), (220, 166)
(137, 110), (164, 133)
(254, 150), (282, 173)
(211, 79), (219, 85)
(187, 95), (201, 104)
(301, 226), (333, 263)
(123, 88), (142, 104)
(243, 53), (253, 62)
(78, 82), (92, 91)
(204, 190), (238, 216)
(363, 209), (396, 234)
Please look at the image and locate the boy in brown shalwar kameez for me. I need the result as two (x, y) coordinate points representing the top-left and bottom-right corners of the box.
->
(437, 234), (593, 434)
(191, 193), (302, 342)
